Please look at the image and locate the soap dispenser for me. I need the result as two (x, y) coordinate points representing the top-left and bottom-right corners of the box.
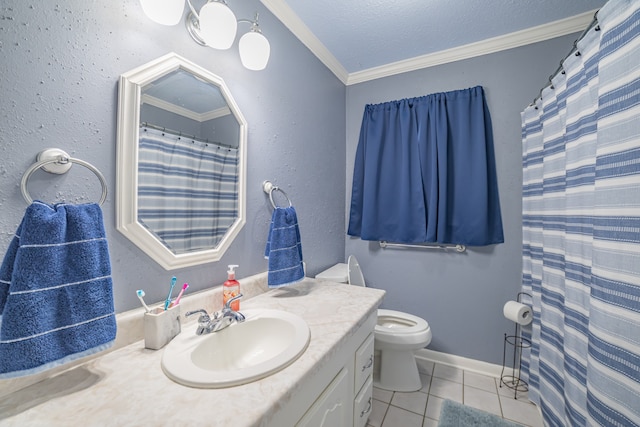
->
(223, 265), (240, 311)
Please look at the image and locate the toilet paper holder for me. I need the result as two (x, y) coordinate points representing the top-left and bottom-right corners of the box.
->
(499, 292), (532, 399)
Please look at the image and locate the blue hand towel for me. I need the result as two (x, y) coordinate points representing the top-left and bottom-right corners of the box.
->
(264, 206), (304, 288)
(0, 201), (116, 379)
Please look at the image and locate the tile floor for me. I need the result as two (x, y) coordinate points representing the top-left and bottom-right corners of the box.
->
(366, 361), (543, 427)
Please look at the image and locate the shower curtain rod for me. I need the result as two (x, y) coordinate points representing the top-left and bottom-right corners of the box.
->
(140, 122), (235, 150)
(530, 10), (600, 106)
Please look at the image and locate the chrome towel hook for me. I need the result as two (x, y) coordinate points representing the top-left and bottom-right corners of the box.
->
(21, 148), (108, 205)
(262, 180), (292, 209)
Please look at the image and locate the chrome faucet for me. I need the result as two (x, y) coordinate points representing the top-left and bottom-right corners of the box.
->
(185, 293), (245, 335)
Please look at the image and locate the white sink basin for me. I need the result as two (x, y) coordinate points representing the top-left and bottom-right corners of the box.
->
(161, 309), (310, 388)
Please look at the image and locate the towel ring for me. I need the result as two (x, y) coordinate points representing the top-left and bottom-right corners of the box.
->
(262, 180), (292, 209)
(21, 148), (108, 206)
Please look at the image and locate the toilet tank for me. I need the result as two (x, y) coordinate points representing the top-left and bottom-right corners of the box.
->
(315, 263), (348, 284)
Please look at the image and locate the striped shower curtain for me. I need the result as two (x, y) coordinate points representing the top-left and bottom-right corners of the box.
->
(520, 0), (640, 426)
(137, 127), (239, 254)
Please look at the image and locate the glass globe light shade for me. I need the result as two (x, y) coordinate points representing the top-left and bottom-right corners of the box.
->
(239, 31), (271, 70)
(139, 0), (185, 26)
(199, 2), (238, 50)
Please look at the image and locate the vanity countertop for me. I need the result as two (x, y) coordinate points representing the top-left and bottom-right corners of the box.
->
(0, 279), (385, 427)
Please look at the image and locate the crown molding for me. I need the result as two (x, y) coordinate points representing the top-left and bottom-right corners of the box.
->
(260, 0), (349, 84)
(141, 94), (231, 122)
(261, 1), (597, 87)
(346, 10), (597, 85)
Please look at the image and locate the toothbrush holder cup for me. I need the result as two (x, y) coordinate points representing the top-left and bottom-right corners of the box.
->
(144, 304), (181, 350)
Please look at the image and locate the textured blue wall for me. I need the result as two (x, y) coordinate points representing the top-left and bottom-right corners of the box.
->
(345, 34), (578, 365)
(0, 0), (346, 313)
(1, 0), (583, 366)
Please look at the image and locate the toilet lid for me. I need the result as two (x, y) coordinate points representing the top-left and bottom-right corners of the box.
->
(347, 255), (366, 287)
(376, 309), (429, 334)
(315, 263), (348, 283)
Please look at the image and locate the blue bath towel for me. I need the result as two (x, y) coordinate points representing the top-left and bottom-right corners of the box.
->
(0, 201), (116, 378)
(264, 206), (304, 288)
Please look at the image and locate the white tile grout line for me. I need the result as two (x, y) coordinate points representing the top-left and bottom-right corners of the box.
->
(374, 363), (542, 427)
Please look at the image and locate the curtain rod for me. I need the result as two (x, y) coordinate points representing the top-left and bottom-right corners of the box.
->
(140, 122), (236, 150)
(530, 10), (600, 107)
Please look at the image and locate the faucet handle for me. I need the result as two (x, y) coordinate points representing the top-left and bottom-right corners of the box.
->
(222, 293), (245, 323)
(185, 309), (211, 323)
(233, 310), (245, 322)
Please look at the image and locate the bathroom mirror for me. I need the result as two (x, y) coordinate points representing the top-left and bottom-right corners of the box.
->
(116, 53), (247, 269)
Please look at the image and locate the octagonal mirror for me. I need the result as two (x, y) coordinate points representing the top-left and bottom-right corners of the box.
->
(116, 53), (246, 269)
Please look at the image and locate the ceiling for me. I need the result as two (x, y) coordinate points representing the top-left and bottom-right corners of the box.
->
(143, 69), (228, 116)
(260, 0), (606, 85)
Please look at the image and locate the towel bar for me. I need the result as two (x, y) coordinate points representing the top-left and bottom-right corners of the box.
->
(262, 180), (292, 209)
(379, 241), (466, 252)
(21, 148), (108, 206)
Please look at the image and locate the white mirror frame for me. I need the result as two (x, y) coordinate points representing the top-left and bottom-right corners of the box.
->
(116, 52), (247, 269)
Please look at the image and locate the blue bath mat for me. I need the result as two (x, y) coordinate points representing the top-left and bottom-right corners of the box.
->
(438, 400), (521, 427)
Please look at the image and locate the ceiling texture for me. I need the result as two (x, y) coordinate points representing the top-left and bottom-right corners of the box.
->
(260, 0), (607, 85)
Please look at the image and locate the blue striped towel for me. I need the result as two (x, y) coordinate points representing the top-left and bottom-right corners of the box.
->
(264, 206), (304, 288)
(0, 202), (116, 379)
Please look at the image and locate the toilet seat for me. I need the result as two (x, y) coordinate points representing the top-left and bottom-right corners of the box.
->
(376, 309), (429, 334)
(375, 309), (432, 348)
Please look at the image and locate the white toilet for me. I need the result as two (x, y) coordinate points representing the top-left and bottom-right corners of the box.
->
(316, 256), (432, 392)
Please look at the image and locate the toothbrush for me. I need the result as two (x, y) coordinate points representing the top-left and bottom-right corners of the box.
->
(164, 276), (177, 310)
(136, 289), (151, 313)
(169, 283), (189, 308)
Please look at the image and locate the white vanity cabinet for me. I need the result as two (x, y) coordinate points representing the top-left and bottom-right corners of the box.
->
(277, 311), (377, 427)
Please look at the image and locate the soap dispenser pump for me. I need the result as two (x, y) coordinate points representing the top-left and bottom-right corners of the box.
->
(223, 264), (240, 311)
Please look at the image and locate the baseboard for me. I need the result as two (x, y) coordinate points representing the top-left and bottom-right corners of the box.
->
(415, 349), (505, 379)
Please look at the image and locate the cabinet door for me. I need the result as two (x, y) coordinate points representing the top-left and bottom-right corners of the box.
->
(296, 367), (352, 427)
(354, 333), (374, 393)
(353, 376), (373, 427)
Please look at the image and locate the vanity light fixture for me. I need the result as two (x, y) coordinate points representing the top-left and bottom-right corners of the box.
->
(139, 0), (185, 26)
(139, 0), (271, 71)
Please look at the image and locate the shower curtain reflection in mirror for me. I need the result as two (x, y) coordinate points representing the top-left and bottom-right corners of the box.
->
(137, 126), (239, 254)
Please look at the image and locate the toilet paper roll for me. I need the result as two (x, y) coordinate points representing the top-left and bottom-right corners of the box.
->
(503, 300), (532, 325)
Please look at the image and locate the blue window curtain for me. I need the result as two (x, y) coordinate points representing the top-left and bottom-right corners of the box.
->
(137, 127), (239, 254)
(348, 86), (504, 246)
